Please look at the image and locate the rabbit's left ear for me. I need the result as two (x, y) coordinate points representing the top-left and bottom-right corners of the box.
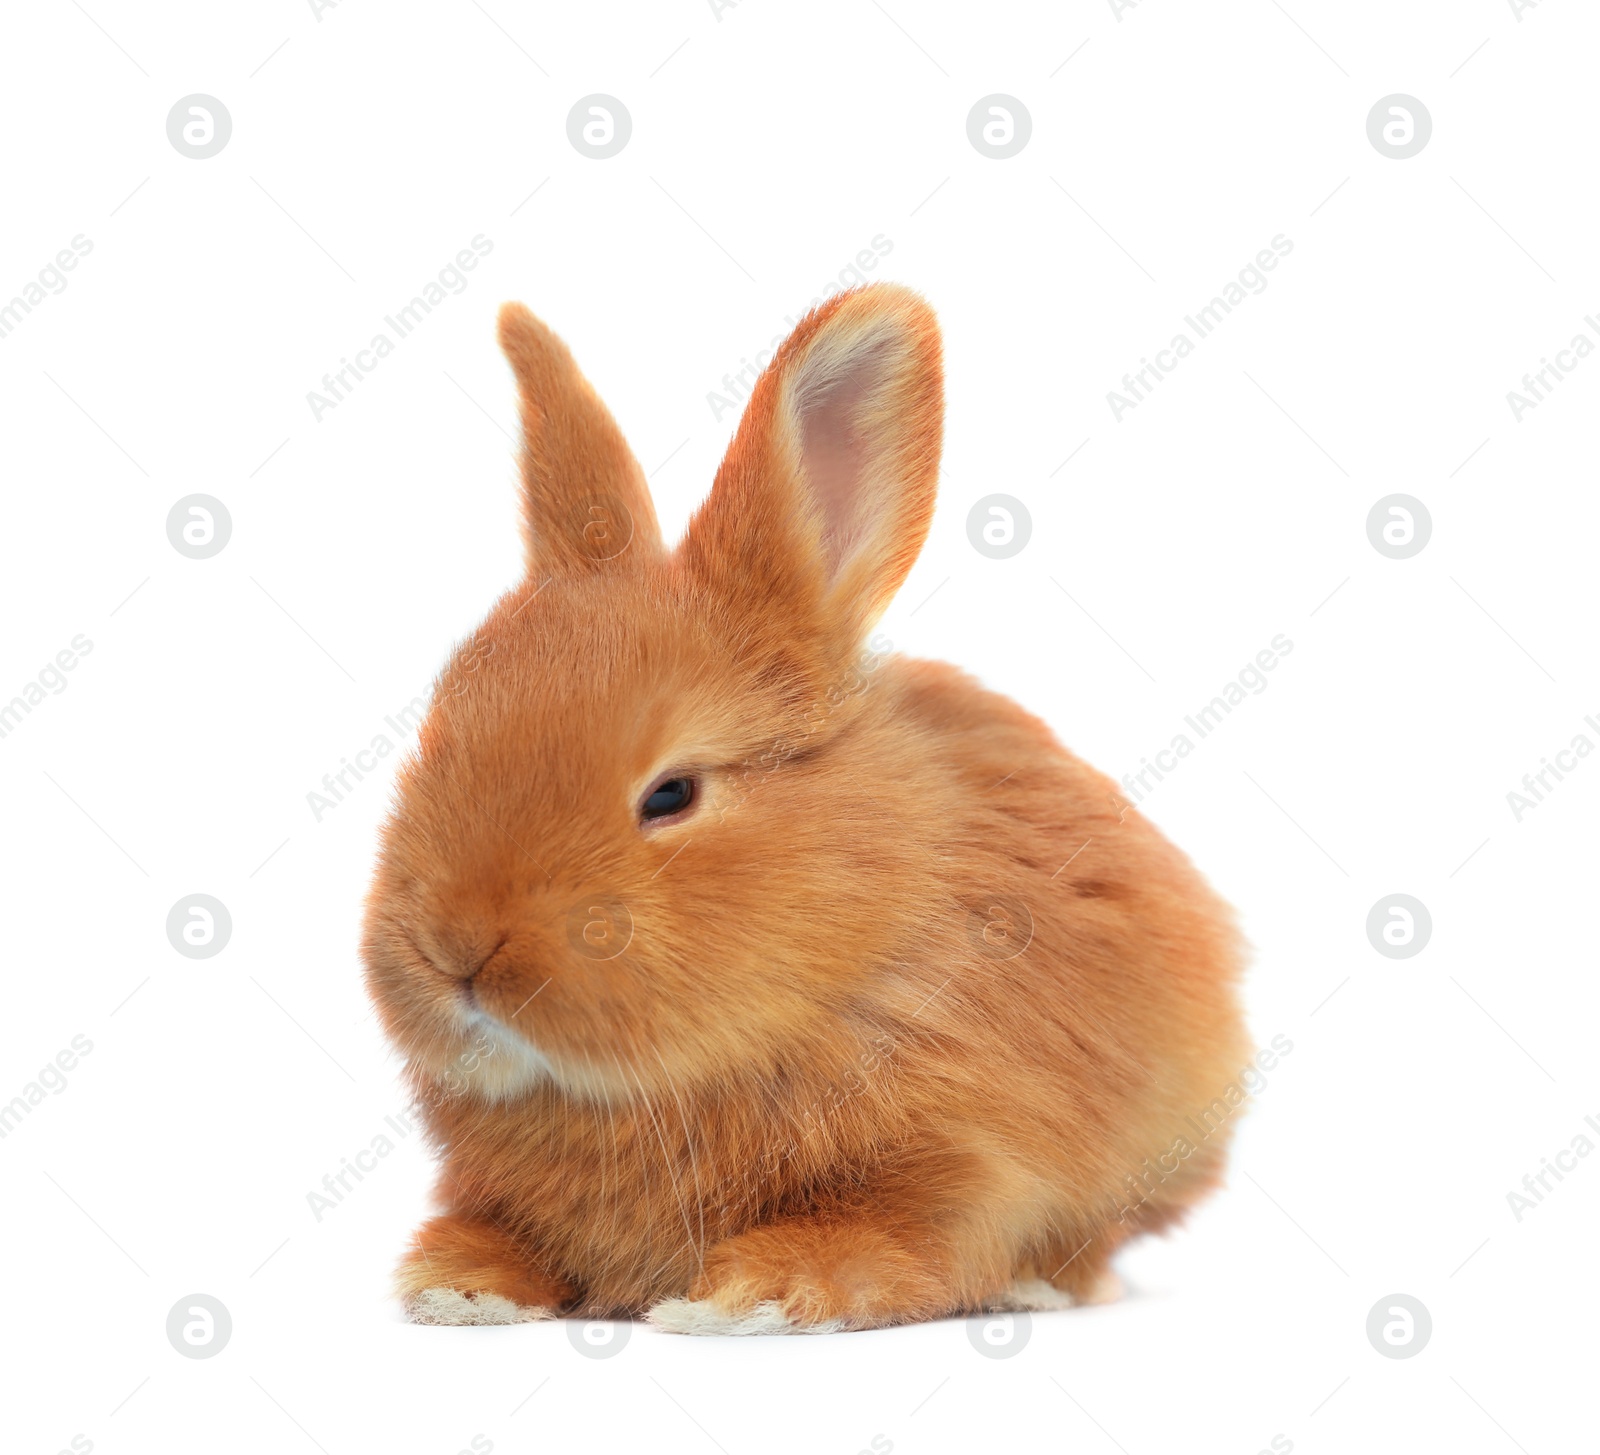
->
(498, 303), (664, 575)
(683, 283), (943, 652)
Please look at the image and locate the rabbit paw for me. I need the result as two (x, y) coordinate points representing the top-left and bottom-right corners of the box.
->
(647, 1218), (945, 1334)
(404, 1288), (555, 1325)
(647, 1298), (834, 1335)
(396, 1213), (574, 1325)
(989, 1271), (1123, 1311)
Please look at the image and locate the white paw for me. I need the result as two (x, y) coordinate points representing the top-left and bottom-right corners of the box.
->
(646, 1298), (845, 1336)
(404, 1287), (555, 1326)
(989, 1272), (1123, 1311)
(991, 1278), (1080, 1312)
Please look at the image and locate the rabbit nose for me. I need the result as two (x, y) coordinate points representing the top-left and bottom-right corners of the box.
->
(426, 927), (506, 981)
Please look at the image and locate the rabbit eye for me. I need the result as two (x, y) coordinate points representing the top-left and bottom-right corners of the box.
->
(640, 775), (696, 822)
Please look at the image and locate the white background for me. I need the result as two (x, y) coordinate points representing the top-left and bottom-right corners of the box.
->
(2, 2), (1595, 1453)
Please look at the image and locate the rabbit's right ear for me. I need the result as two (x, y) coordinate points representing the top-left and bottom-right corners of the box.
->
(681, 284), (943, 656)
(498, 303), (664, 576)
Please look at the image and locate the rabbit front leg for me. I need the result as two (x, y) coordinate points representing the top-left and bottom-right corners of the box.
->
(397, 1211), (576, 1325)
(648, 1209), (971, 1333)
(645, 1137), (1045, 1336)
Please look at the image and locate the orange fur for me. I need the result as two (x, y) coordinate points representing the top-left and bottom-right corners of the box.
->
(362, 284), (1250, 1331)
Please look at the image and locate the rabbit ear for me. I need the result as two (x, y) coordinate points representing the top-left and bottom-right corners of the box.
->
(683, 283), (943, 651)
(497, 303), (664, 575)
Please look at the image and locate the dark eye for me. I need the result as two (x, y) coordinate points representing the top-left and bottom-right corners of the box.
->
(641, 775), (696, 822)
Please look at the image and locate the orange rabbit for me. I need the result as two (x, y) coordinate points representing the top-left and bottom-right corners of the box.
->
(361, 283), (1250, 1332)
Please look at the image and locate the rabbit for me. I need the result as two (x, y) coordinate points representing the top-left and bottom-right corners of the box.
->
(361, 282), (1250, 1333)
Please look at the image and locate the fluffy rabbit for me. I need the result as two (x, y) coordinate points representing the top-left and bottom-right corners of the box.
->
(362, 283), (1249, 1333)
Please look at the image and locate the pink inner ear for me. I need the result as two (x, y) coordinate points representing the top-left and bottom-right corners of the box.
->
(796, 338), (894, 579)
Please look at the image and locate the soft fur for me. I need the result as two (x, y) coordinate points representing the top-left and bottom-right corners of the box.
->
(362, 284), (1249, 1333)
